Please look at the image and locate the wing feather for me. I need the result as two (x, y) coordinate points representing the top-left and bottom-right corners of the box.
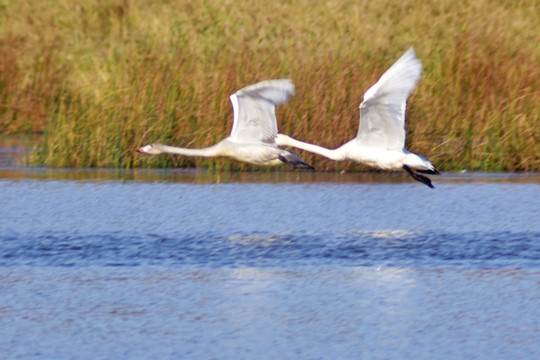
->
(229, 79), (295, 144)
(357, 48), (422, 150)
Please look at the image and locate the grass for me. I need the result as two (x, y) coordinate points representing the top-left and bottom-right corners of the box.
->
(0, 0), (538, 171)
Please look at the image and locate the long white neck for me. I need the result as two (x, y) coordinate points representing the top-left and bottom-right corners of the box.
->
(276, 134), (344, 161)
(156, 144), (222, 157)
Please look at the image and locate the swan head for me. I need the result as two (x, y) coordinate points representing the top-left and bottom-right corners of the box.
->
(137, 143), (166, 155)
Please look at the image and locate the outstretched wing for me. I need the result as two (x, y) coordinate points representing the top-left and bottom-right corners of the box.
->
(356, 48), (422, 150)
(228, 79), (295, 144)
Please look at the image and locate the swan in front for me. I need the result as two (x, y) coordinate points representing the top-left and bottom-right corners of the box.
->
(138, 79), (314, 169)
(276, 48), (439, 187)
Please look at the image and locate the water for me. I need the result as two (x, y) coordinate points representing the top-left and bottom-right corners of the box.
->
(1, 142), (540, 359)
(2, 180), (539, 269)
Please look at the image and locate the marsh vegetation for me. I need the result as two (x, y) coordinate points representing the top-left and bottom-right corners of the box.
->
(0, 0), (538, 171)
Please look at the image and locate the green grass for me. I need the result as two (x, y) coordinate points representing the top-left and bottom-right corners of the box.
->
(0, 0), (538, 171)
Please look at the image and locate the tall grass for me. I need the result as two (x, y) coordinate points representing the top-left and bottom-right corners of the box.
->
(0, 0), (538, 171)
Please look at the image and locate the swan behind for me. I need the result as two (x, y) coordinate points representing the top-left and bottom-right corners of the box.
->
(276, 48), (439, 187)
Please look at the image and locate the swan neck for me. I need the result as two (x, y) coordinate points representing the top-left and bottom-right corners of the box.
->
(277, 135), (341, 160)
(159, 144), (220, 157)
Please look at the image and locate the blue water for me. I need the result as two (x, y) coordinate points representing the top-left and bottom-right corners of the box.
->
(1, 169), (540, 359)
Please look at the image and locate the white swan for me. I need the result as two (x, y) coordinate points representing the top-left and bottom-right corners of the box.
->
(276, 48), (439, 188)
(138, 79), (314, 169)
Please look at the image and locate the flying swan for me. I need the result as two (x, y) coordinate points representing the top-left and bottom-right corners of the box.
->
(138, 79), (314, 169)
(276, 48), (439, 187)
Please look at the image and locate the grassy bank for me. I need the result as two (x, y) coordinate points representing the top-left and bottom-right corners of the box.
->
(1, 0), (538, 171)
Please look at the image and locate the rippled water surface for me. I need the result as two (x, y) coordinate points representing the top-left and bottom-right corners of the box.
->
(1, 146), (539, 359)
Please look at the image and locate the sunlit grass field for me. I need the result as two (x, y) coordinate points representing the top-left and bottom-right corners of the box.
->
(1, 0), (538, 171)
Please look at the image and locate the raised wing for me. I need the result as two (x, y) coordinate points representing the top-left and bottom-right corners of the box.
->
(357, 48), (422, 150)
(228, 79), (295, 144)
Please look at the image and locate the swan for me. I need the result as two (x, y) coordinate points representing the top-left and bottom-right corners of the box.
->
(138, 79), (314, 169)
(276, 48), (439, 188)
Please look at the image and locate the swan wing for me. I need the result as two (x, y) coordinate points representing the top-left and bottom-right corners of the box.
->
(228, 79), (295, 144)
(356, 48), (422, 150)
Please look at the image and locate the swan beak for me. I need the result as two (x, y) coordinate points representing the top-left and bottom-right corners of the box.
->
(136, 147), (146, 153)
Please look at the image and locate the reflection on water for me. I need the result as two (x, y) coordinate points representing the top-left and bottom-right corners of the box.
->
(1, 138), (540, 359)
(3, 165), (540, 185)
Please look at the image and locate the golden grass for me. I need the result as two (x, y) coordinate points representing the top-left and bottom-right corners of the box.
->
(0, 0), (538, 171)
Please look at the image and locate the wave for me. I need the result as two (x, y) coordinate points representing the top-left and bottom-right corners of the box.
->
(1, 230), (539, 268)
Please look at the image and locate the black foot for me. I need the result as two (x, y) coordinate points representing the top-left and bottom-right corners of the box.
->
(403, 165), (434, 188)
(279, 152), (315, 170)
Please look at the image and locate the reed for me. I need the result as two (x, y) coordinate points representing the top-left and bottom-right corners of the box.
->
(1, 0), (538, 171)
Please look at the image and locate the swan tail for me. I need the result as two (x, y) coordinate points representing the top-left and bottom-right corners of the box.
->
(278, 152), (315, 170)
(416, 168), (440, 175)
(403, 165), (434, 189)
(404, 152), (438, 174)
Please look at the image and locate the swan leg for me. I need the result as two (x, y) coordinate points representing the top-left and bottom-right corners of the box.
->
(403, 165), (434, 188)
(278, 152), (315, 170)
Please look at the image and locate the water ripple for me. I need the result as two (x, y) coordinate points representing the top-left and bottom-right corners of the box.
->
(1, 231), (539, 268)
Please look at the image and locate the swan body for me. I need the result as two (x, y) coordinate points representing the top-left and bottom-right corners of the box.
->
(276, 48), (439, 187)
(138, 79), (314, 169)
